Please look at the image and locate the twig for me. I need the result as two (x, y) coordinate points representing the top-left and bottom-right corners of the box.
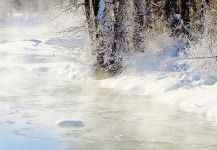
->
(179, 55), (217, 60)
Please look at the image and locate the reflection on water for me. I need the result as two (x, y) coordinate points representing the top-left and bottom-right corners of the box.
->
(0, 126), (57, 150)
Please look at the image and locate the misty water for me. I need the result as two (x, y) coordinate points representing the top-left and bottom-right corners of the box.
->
(1, 15), (217, 150)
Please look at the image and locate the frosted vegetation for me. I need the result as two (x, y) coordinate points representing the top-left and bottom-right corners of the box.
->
(1, 0), (217, 150)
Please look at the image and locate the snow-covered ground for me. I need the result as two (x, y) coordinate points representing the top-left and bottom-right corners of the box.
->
(94, 33), (217, 122)
(0, 14), (91, 149)
(1, 13), (217, 150)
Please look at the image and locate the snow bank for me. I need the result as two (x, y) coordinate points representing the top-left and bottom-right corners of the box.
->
(98, 71), (217, 120)
(47, 26), (217, 122)
(82, 32), (217, 122)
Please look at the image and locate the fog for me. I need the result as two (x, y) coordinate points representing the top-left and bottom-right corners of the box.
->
(2, 1), (217, 150)
(0, 0), (70, 19)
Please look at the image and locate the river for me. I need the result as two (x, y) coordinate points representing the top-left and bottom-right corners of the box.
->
(1, 20), (217, 150)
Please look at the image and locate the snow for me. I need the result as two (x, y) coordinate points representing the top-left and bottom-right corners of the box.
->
(0, 13), (90, 128)
(92, 33), (217, 122)
(1, 12), (217, 124)
(4, 9), (217, 122)
(97, 0), (105, 20)
(98, 71), (217, 119)
(56, 120), (84, 128)
(174, 14), (181, 20)
(2, 10), (217, 149)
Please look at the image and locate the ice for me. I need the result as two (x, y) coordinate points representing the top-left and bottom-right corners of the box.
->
(56, 120), (84, 128)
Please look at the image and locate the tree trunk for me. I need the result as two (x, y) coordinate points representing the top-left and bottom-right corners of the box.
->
(92, 0), (123, 75)
(113, 0), (131, 52)
(84, 0), (96, 40)
(181, 0), (190, 33)
(92, 0), (100, 29)
(198, 0), (209, 32)
(145, 0), (153, 28)
(164, 0), (180, 34)
(190, 0), (197, 12)
(133, 0), (145, 52)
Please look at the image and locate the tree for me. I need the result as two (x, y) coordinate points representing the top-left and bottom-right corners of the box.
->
(81, 0), (215, 76)
(181, 0), (190, 32)
(83, 0), (121, 75)
(164, 0), (180, 34)
(196, 0), (209, 33)
(113, 0), (131, 52)
(145, 0), (153, 28)
(84, 0), (96, 40)
(133, 0), (145, 52)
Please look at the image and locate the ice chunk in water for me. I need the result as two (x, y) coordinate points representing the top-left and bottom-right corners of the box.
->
(56, 120), (84, 128)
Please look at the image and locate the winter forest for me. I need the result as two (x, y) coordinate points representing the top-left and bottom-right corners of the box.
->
(1, 0), (217, 150)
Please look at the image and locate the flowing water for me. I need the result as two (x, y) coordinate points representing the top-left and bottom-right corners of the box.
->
(1, 20), (217, 150)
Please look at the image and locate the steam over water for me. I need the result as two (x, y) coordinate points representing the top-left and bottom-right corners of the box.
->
(2, 12), (217, 150)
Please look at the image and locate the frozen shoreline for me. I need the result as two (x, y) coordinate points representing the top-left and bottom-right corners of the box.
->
(1, 15), (217, 122)
(2, 13), (217, 149)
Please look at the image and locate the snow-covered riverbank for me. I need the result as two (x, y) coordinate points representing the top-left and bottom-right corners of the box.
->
(1, 13), (217, 150)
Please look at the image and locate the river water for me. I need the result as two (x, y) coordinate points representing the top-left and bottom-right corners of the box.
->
(1, 22), (217, 150)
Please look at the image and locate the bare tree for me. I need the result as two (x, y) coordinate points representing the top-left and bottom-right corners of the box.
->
(133, 0), (145, 52)
(164, 0), (180, 34)
(181, 0), (190, 32)
(145, 0), (153, 28)
(84, 0), (96, 40)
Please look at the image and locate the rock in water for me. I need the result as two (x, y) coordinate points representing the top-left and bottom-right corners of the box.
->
(56, 120), (84, 128)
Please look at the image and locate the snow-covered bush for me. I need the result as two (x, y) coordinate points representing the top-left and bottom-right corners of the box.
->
(179, 9), (217, 81)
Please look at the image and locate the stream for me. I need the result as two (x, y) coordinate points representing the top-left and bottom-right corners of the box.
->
(1, 21), (217, 150)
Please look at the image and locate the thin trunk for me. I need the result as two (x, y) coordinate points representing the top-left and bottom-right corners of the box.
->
(92, 0), (100, 29)
(198, 0), (209, 32)
(164, 0), (180, 34)
(190, 0), (197, 12)
(201, 0), (209, 15)
(113, 0), (130, 52)
(133, 0), (145, 52)
(145, 0), (153, 28)
(165, 0), (179, 19)
(84, 0), (95, 40)
(181, 0), (190, 33)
